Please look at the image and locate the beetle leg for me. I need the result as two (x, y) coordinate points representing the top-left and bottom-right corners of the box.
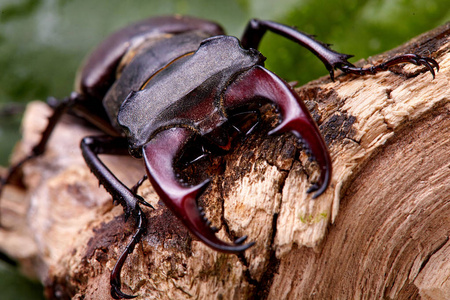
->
(0, 94), (74, 189)
(80, 136), (153, 218)
(80, 136), (151, 299)
(338, 54), (439, 79)
(223, 66), (331, 198)
(0, 91), (121, 226)
(142, 127), (255, 252)
(240, 19), (354, 81)
(240, 19), (438, 80)
(0, 93), (82, 226)
(110, 206), (146, 299)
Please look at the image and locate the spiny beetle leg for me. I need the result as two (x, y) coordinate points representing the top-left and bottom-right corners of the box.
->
(223, 66), (331, 198)
(80, 136), (148, 220)
(240, 19), (439, 81)
(80, 136), (151, 298)
(240, 19), (354, 81)
(339, 54), (439, 79)
(143, 127), (255, 252)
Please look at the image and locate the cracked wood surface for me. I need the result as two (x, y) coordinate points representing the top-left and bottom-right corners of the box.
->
(0, 24), (449, 299)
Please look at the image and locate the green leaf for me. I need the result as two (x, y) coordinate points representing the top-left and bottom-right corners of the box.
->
(0, 260), (45, 300)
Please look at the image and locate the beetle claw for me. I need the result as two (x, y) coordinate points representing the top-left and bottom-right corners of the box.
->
(137, 197), (154, 209)
(109, 207), (146, 299)
(337, 53), (439, 79)
(111, 284), (137, 299)
(223, 66), (332, 199)
(143, 128), (255, 253)
(306, 184), (319, 194)
(234, 235), (248, 245)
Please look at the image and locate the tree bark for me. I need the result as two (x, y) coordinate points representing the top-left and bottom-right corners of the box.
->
(1, 23), (449, 299)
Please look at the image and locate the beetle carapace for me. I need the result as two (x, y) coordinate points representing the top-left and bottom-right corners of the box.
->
(0, 15), (438, 299)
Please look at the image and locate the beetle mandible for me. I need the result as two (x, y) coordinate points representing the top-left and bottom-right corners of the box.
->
(0, 16), (438, 299)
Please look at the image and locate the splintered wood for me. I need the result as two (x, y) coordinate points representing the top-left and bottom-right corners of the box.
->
(1, 24), (449, 299)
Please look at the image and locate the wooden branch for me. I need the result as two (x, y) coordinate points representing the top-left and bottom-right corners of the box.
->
(1, 23), (449, 299)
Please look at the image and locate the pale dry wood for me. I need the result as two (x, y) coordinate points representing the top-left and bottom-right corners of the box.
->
(0, 24), (448, 299)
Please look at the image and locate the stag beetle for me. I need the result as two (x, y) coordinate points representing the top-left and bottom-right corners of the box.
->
(0, 16), (438, 298)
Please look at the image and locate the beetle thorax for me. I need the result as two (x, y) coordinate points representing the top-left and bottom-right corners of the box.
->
(117, 35), (264, 152)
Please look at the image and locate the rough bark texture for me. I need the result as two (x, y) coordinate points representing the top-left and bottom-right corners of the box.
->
(1, 24), (449, 299)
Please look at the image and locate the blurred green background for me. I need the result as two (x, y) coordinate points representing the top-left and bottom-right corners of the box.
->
(0, 0), (448, 299)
